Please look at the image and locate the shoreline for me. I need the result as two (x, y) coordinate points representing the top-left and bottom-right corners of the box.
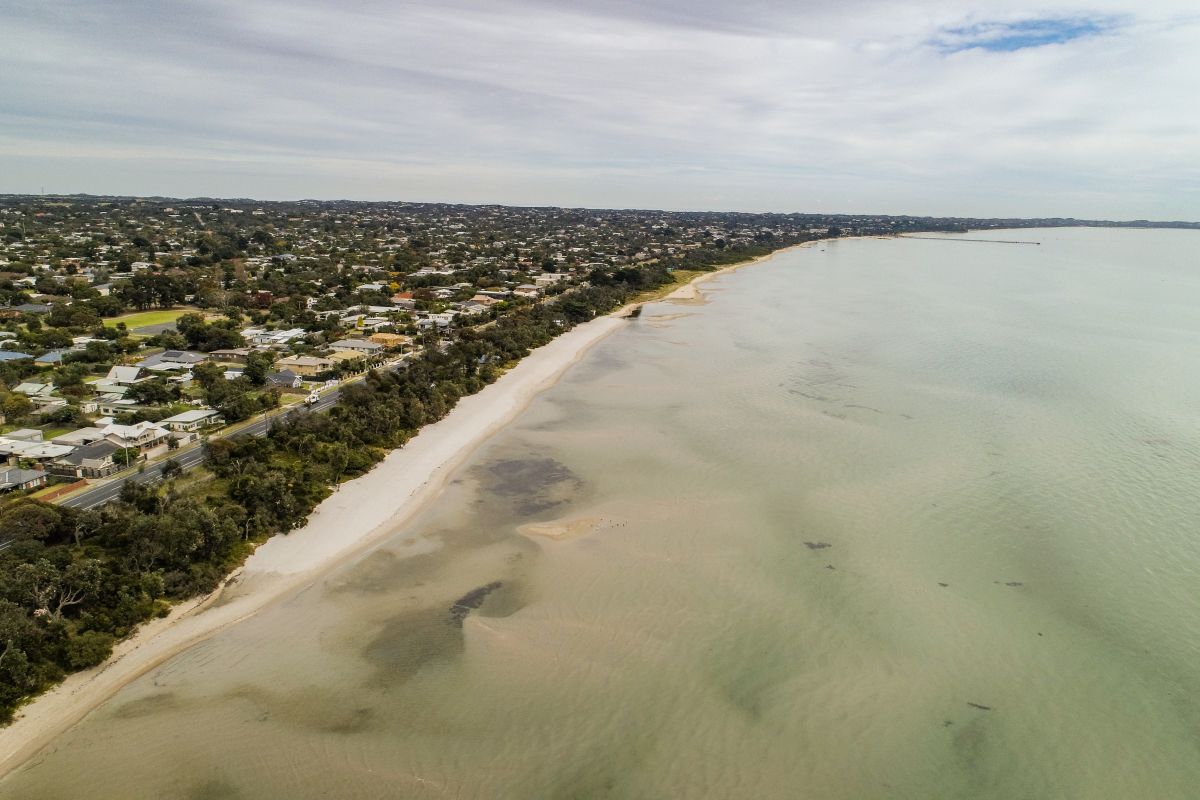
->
(0, 241), (806, 781)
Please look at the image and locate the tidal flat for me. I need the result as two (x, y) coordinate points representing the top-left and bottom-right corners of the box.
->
(4, 229), (1200, 799)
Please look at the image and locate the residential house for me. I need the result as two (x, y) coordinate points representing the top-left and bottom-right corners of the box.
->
(327, 339), (383, 358)
(326, 350), (366, 368)
(275, 355), (334, 377)
(3, 428), (43, 442)
(34, 349), (68, 367)
(416, 312), (456, 331)
(355, 317), (392, 332)
(0, 303), (51, 316)
(138, 349), (207, 368)
(12, 383), (66, 411)
(104, 365), (150, 385)
(242, 328), (306, 347)
(535, 272), (569, 287)
(13, 382), (54, 399)
(513, 284), (540, 299)
(102, 421), (170, 456)
(367, 332), (411, 352)
(96, 397), (145, 416)
(265, 370), (303, 389)
(30, 395), (68, 414)
(49, 440), (122, 479)
(0, 466), (47, 492)
(0, 437), (74, 465)
(160, 409), (224, 433)
(458, 302), (489, 316)
(240, 328), (268, 345)
(52, 427), (109, 447)
(209, 348), (253, 364)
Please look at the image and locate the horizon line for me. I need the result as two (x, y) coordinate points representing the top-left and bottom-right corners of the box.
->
(1, 192), (1198, 228)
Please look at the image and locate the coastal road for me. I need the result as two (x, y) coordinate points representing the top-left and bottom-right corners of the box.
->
(57, 357), (408, 511)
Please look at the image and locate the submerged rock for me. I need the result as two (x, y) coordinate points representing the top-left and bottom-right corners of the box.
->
(449, 581), (503, 625)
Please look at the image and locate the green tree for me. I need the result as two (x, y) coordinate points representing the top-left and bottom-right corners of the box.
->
(127, 378), (179, 405)
(0, 503), (65, 543)
(53, 362), (89, 390)
(0, 600), (34, 672)
(243, 351), (274, 386)
(65, 631), (115, 669)
(0, 392), (33, 422)
(7, 558), (103, 621)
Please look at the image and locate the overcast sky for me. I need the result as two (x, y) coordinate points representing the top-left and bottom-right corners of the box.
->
(2, 0), (1198, 218)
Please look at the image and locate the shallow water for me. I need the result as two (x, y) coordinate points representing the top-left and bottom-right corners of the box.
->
(5, 228), (1200, 799)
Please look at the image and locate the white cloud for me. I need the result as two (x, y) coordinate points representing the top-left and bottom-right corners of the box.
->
(1, 0), (1197, 218)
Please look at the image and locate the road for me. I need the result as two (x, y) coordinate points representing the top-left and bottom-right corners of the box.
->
(57, 358), (402, 511)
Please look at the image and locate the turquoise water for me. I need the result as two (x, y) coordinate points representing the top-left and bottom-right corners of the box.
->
(4, 228), (1200, 798)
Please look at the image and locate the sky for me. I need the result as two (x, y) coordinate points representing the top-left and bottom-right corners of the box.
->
(2, 0), (1199, 219)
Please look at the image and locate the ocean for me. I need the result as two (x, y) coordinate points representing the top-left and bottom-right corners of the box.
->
(4, 228), (1200, 798)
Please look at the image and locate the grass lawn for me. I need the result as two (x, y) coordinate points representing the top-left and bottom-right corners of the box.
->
(628, 269), (708, 304)
(167, 466), (219, 498)
(28, 484), (67, 500)
(39, 427), (74, 440)
(103, 308), (195, 330)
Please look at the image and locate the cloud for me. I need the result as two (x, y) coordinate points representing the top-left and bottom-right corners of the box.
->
(0, 0), (1198, 218)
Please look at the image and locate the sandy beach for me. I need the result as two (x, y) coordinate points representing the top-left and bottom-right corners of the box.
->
(0, 243), (803, 780)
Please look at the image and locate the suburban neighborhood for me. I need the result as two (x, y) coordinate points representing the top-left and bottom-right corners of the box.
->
(0, 195), (955, 507)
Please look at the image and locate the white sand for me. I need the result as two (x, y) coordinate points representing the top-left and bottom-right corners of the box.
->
(243, 315), (625, 577)
(0, 243), (807, 780)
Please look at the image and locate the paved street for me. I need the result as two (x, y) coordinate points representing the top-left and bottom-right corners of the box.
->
(56, 357), (407, 510)
(58, 387), (342, 509)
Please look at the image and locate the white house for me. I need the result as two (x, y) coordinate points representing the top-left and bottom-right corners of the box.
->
(416, 312), (456, 331)
(102, 422), (170, 456)
(160, 409), (225, 433)
(327, 339), (383, 357)
(535, 272), (569, 287)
